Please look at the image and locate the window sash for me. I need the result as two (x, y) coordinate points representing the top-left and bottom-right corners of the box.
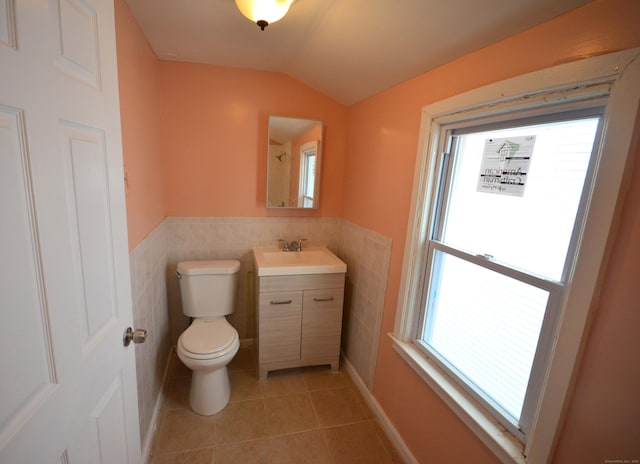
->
(416, 241), (563, 439)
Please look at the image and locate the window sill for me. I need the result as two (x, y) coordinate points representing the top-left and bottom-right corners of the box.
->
(389, 333), (526, 464)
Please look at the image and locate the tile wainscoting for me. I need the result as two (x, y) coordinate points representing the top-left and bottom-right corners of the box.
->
(337, 220), (392, 390)
(129, 221), (171, 456)
(129, 216), (392, 457)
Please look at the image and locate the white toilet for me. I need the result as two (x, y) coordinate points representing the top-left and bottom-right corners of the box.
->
(176, 260), (241, 415)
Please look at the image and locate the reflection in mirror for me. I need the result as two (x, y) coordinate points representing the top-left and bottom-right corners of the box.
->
(267, 116), (322, 208)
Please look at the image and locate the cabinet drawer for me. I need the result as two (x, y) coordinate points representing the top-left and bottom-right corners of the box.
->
(258, 291), (302, 363)
(301, 288), (344, 361)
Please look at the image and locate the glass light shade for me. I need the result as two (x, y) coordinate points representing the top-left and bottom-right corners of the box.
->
(235, 0), (294, 25)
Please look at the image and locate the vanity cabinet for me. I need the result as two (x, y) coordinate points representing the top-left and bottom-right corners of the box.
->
(255, 273), (345, 379)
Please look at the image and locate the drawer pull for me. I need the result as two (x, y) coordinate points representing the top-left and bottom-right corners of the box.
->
(313, 297), (334, 302)
(270, 299), (292, 305)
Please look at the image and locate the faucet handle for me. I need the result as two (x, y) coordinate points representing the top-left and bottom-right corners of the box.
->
(278, 239), (290, 251)
(294, 238), (307, 251)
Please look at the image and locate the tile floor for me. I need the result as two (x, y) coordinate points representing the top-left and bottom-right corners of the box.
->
(149, 346), (403, 463)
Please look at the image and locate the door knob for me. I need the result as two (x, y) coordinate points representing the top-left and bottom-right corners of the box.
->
(123, 327), (147, 346)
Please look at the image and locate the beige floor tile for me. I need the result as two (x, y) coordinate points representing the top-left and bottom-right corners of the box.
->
(310, 387), (370, 427)
(229, 369), (263, 402)
(214, 399), (268, 444)
(302, 366), (349, 391)
(260, 368), (306, 398)
(213, 438), (270, 464)
(153, 409), (216, 454)
(264, 393), (319, 435)
(323, 422), (392, 464)
(350, 386), (376, 420)
(151, 353), (404, 464)
(150, 447), (213, 464)
(169, 352), (192, 379)
(228, 346), (256, 372)
(269, 430), (333, 464)
(164, 375), (191, 410)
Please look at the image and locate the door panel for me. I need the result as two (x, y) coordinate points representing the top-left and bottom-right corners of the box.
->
(90, 374), (129, 464)
(0, 0), (17, 50)
(0, 105), (57, 449)
(60, 121), (118, 348)
(53, 0), (102, 88)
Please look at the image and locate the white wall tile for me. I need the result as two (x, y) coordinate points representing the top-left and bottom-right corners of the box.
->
(337, 220), (392, 389)
(129, 221), (171, 453)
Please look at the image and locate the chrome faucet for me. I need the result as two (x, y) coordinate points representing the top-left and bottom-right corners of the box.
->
(278, 239), (290, 251)
(279, 239), (306, 252)
(290, 239), (306, 252)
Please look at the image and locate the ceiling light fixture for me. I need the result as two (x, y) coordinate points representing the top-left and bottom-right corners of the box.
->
(234, 0), (294, 31)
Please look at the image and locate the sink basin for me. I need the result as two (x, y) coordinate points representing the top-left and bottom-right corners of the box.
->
(253, 246), (347, 276)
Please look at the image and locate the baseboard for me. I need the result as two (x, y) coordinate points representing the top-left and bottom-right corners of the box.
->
(342, 356), (419, 464)
(141, 347), (173, 464)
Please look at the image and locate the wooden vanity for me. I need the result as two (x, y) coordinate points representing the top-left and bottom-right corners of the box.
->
(255, 272), (345, 379)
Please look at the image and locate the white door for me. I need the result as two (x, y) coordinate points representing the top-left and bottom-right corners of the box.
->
(0, 0), (142, 463)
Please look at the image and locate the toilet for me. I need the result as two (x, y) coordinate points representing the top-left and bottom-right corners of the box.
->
(176, 260), (241, 415)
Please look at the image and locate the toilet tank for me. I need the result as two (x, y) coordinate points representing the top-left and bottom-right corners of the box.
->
(177, 260), (241, 318)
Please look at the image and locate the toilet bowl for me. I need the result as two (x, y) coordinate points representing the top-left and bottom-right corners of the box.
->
(176, 317), (240, 415)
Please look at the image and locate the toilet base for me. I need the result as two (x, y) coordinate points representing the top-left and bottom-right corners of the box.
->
(189, 365), (230, 415)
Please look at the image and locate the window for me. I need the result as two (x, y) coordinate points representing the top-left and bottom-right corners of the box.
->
(419, 113), (602, 440)
(392, 49), (640, 464)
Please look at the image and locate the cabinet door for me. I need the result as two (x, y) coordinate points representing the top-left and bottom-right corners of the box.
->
(302, 288), (344, 361)
(259, 291), (302, 363)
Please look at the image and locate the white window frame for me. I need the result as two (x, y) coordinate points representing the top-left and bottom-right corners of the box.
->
(391, 48), (640, 464)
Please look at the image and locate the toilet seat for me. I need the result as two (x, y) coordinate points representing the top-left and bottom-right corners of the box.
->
(178, 318), (238, 360)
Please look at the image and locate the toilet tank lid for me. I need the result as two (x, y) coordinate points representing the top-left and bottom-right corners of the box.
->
(177, 260), (240, 276)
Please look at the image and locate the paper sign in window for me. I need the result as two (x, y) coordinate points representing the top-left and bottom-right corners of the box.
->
(477, 135), (535, 196)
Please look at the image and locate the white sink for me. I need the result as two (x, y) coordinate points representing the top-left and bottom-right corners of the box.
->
(253, 246), (347, 276)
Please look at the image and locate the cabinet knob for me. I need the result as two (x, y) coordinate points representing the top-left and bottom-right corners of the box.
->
(313, 297), (334, 302)
(270, 299), (293, 305)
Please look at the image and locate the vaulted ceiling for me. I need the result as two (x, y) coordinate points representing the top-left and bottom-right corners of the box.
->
(124, 0), (593, 105)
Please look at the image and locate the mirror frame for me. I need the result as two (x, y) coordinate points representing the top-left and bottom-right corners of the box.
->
(267, 116), (323, 209)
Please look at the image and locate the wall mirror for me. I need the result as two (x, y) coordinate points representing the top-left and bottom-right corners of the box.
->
(267, 116), (323, 209)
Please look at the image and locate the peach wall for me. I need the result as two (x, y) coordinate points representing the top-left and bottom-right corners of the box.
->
(343, 0), (640, 462)
(159, 63), (347, 218)
(114, 0), (165, 251)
